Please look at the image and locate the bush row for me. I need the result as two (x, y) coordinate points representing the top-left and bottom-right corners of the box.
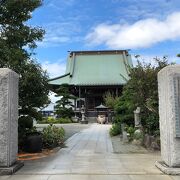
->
(38, 117), (72, 124)
(18, 116), (66, 151)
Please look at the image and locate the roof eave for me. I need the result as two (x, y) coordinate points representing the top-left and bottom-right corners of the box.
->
(48, 73), (70, 82)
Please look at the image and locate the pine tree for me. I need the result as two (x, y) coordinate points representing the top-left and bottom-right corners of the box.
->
(55, 84), (76, 118)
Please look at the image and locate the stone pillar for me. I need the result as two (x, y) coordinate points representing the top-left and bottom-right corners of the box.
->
(0, 68), (23, 175)
(156, 65), (180, 174)
(134, 107), (141, 128)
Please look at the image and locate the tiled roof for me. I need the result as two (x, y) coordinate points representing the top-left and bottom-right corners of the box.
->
(49, 50), (132, 86)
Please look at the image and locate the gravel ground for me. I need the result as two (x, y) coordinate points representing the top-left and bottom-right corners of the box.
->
(111, 135), (152, 154)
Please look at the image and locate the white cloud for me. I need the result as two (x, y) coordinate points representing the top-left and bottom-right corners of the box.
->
(86, 12), (180, 49)
(46, 0), (75, 8)
(38, 21), (82, 47)
(38, 36), (70, 47)
(42, 61), (66, 78)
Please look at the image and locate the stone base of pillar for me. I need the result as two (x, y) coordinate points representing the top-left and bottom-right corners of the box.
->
(0, 161), (24, 175)
(155, 161), (180, 175)
(81, 120), (88, 124)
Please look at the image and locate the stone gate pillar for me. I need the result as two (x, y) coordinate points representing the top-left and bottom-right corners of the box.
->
(0, 68), (23, 175)
(156, 65), (180, 175)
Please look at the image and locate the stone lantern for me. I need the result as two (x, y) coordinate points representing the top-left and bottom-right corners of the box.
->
(81, 105), (88, 124)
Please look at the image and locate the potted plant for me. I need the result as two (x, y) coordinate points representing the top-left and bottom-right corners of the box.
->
(24, 127), (43, 153)
(18, 116), (42, 153)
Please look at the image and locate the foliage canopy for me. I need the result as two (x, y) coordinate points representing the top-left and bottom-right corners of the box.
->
(114, 56), (171, 135)
(0, 0), (49, 119)
(103, 91), (120, 109)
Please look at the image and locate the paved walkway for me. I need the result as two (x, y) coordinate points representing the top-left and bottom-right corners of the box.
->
(1, 124), (179, 180)
(36, 123), (91, 141)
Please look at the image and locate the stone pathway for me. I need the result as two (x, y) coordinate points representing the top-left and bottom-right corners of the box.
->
(36, 123), (91, 141)
(1, 124), (179, 180)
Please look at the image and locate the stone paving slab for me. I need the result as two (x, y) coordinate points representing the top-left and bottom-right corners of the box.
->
(0, 174), (178, 180)
(1, 123), (179, 179)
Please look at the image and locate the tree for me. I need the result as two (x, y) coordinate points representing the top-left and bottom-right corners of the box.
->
(103, 91), (119, 109)
(55, 84), (76, 118)
(114, 56), (171, 135)
(19, 60), (49, 119)
(0, 0), (44, 66)
(0, 0), (49, 119)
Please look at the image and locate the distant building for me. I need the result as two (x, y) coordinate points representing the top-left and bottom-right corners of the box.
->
(49, 50), (132, 119)
(39, 102), (55, 117)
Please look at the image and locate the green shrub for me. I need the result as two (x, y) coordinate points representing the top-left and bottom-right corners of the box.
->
(18, 116), (33, 129)
(114, 99), (134, 126)
(46, 117), (59, 124)
(38, 117), (72, 124)
(56, 118), (72, 123)
(18, 116), (34, 150)
(37, 120), (45, 124)
(134, 130), (143, 140)
(109, 123), (121, 136)
(126, 126), (135, 136)
(145, 113), (159, 135)
(42, 125), (65, 148)
(125, 126), (136, 141)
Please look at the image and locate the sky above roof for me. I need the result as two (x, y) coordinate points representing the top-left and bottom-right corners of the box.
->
(28, 0), (180, 110)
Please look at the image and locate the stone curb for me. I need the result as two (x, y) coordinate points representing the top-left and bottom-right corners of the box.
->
(0, 161), (24, 175)
(155, 161), (180, 175)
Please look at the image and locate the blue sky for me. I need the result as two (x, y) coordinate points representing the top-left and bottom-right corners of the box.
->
(29, 0), (180, 78)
